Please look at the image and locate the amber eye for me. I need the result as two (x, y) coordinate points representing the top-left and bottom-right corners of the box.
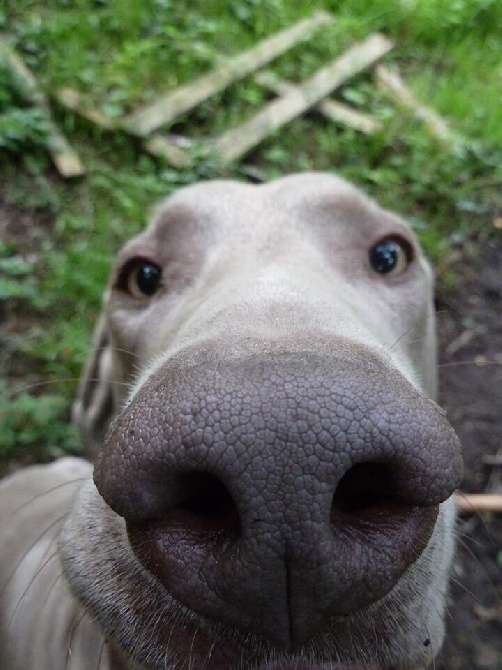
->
(126, 262), (163, 297)
(368, 238), (411, 276)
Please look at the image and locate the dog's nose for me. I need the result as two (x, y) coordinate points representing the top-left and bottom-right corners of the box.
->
(94, 351), (462, 647)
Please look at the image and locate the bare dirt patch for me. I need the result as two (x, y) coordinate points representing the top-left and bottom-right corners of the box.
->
(437, 235), (502, 669)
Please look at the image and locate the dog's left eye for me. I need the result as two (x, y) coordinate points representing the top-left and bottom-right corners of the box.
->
(368, 238), (411, 276)
(126, 262), (163, 297)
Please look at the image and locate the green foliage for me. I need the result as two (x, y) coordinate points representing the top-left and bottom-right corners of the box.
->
(0, 243), (47, 307)
(0, 381), (79, 458)
(0, 65), (49, 152)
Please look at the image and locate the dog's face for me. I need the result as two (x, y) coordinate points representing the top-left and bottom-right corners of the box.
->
(66, 173), (462, 670)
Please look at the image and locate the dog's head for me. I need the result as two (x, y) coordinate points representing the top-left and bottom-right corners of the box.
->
(66, 173), (462, 670)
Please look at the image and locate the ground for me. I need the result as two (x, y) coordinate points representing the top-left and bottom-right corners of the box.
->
(0, 200), (500, 668)
(437, 236), (502, 669)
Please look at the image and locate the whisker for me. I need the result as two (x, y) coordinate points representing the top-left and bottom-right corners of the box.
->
(388, 318), (424, 352)
(65, 608), (88, 670)
(10, 377), (130, 396)
(454, 533), (501, 604)
(438, 358), (501, 369)
(9, 478), (87, 520)
(0, 513), (69, 601)
(97, 638), (107, 670)
(8, 545), (59, 629)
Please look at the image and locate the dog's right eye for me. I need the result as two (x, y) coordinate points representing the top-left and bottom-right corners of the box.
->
(120, 261), (163, 298)
(368, 238), (412, 277)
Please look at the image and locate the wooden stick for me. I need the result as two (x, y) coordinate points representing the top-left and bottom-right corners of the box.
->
(375, 65), (462, 149)
(126, 11), (334, 136)
(211, 33), (393, 163)
(483, 454), (502, 466)
(56, 86), (194, 168)
(55, 87), (118, 130)
(255, 70), (383, 134)
(0, 42), (85, 177)
(143, 135), (192, 168)
(455, 492), (502, 513)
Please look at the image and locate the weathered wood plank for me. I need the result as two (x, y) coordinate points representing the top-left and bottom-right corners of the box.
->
(211, 33), (393, 162)
(375, 65), (462, 148)
(455, 492), (502, 514)
(317, 98), (383, 133)
(125, 11), (334, 136)
(255, 70), (383, 134)
(55, 86), (194, 168)
(143, 135), (192, 168)
(56, 87), (118, 130)
(0, 42), (85, 177)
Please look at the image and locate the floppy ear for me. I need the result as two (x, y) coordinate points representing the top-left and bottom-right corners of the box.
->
(72, 314), (119, 459)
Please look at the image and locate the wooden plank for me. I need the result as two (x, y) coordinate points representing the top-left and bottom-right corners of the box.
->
(211, 33), (393, 163)
(375, 65), (462, 148)
(55, 87), (194, 168)
(0, 42), (85, 177)
(255, 70), (382, 134)
(56, 87), (118, 130)
(456, 492), (502, 514)
(144, 135), (192, 168)
(125, 11), (334, 136)
(483, 454), (502, 467)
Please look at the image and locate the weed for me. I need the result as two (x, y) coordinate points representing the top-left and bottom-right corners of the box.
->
(0, 380), (79, 459)
(0, 64), (49, 153)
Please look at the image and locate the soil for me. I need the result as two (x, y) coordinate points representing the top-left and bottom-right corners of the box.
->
(0, 200), (500, 668)
(436, 235), (502, 670)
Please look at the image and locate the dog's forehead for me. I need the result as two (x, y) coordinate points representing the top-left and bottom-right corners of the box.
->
(148, 172), (411, 242)
(159, 173), (367, 213)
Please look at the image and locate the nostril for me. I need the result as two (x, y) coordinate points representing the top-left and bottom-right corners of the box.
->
(332, 462), (404, 515)
(180, 473), (236, 521)
(127, 473), (241, 600)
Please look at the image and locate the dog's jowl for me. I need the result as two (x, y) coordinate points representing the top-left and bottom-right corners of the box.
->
(0, 173), (462, 670)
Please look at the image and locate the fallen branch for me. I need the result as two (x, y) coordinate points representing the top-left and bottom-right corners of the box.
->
(126, 11), (334, 136)
(0, 41), (85, 177)
(143, 134), (192, 168)
(483, 454), (502, 467)
(212, 33), (393, 162)
(55, 87), (118, 130)
(375, 64), (463, 150)
(455, 492), (502, 514)
(55, 86), (192, 168)
(255, 70), (383, 134)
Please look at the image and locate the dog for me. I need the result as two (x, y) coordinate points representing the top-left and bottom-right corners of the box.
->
(0, 173), (462, 670)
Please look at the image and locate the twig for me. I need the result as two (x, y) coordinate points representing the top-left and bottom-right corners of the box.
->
(455, 492), (502, 513)
(0, 41), (85, 177)
(483, 454), (502, 467)
(125, 11), (334, 136)
(375, 64), (464, 150)
(55, 86), (192, 168)
(255, 70), (383, 134)
(55, 87), (118, 130)
(211, 33), (393, 162)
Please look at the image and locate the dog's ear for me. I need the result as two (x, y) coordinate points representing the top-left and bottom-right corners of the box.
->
(72, 315), (118, 459)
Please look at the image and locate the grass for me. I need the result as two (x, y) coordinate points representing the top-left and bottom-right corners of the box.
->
(0, 0), (501, 459)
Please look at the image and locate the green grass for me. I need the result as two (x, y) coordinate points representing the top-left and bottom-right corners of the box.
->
(0, 0), (501, 459)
